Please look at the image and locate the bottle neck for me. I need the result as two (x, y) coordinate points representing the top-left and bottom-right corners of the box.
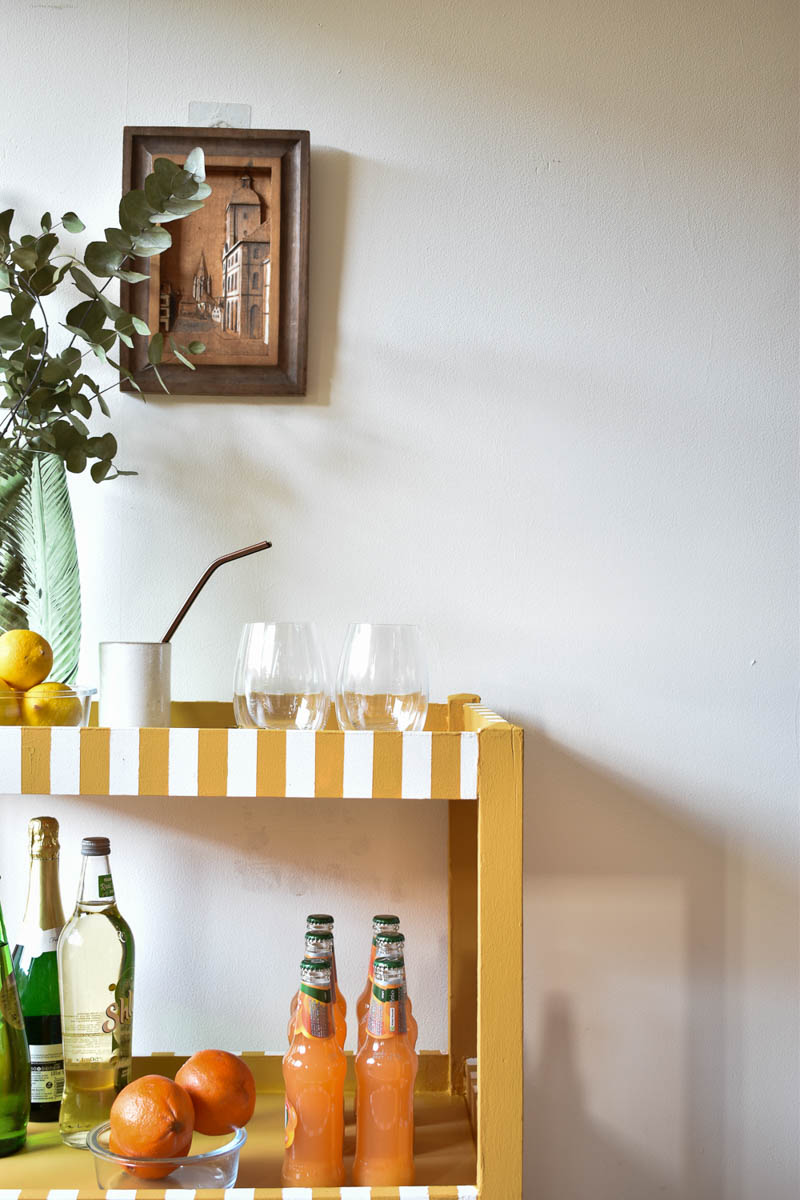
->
(295, 981), (335, 1040)
(76, 855), (116, 909)
(23, 853), (65, 932)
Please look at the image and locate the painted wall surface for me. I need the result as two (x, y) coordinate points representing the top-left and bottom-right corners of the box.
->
(0, 1), (797, 1197)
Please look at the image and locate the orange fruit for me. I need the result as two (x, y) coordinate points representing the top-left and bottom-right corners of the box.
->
(109, 1074), (194, 1180)
(175, 1049), (256, 1135)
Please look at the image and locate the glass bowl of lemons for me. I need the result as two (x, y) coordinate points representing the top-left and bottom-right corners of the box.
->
(0, 629), (95, 727)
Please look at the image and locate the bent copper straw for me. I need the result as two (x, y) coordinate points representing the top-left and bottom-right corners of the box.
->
(161, 540), (272, 643)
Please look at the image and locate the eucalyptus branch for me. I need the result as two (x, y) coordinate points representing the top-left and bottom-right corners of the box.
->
(0, 276), (49, 442)
(0, 149), (209, 483)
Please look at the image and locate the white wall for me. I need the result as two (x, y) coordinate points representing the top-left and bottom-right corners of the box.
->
(0, 1), (797, 1197)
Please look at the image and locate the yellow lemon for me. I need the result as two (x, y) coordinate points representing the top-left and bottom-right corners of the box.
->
(0, 629), (53, 690)
(22, 682), (83, 728)
(0, 677), (21, 725)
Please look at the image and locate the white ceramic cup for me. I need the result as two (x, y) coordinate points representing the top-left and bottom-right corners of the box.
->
(98, 642), (172, 728)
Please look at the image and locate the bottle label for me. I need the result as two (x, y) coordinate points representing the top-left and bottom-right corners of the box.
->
(367, 983), (408, 1037)
(98, 875), (114, 898)
(0, 974), (24, 1030)
(284, 1098), (298, 1148)
(29, 1043), (64, 1103)
(298, 984), (332, 1038)
(15, 926), (59, 972)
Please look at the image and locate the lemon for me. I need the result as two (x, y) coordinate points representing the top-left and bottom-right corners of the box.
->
(0, 629), (53, 690)
(22, 682), (83, 727)
(0, 678), (21, 725)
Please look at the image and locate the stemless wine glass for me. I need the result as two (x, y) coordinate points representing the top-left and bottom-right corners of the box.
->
(233, 622), (330, 730)
(335, 623), (429, 732)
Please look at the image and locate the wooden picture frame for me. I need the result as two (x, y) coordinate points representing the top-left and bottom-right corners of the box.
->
(120, 126), (309, 396)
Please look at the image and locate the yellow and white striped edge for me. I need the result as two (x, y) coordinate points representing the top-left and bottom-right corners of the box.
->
(0, 728), (479, 800)
(0, 1189), (478, 1199)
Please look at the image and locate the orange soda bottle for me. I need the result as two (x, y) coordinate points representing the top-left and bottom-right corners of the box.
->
(353, 956), (418, 1186)
(282, 957), (346, 1187)
(355, 914), (400, 1026)
(357, 931), (417, 1050)
(287, 931), (346, 1048)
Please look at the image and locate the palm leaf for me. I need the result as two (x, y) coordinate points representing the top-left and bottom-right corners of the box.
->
(0, 450), (81, 681)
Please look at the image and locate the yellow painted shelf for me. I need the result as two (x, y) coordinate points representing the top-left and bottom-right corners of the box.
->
(0, 694), (524, 1198)
(0, 1055), (475, 1199)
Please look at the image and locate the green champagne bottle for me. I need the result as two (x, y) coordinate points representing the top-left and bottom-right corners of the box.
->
(0, 890), (30, 1156)
(13, 817), (66, 1122)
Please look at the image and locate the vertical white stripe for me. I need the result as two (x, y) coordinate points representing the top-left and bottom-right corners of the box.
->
(402, 730), (432, 798)
(457, 1188), (479, 1199)
(46, 1192), (79, 1200)
(224, 1191), (256, 1200)
(0, 1190), (22, 1200)
(49, 727), (80, 794)
(342, 731), (374, 797)
(108, 728), (140, 795)
(165, 1192), (196, 1200)
(460, 731), (479, 799)
(168, 727), (199, 796)
(282, 1190), (313, 1199)
(399, 1188), (431, 1199)
(226, 728), (258, 796)
(340, 1190), (372, 1199)
(105, 1191), (138, 1200)
(284, 731), (315, 797)
(0, 727), (21, 793)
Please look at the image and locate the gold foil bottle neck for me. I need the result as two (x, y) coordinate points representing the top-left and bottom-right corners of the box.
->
(29, 816), (60, 859)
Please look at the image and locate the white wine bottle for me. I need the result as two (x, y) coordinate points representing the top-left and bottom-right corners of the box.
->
(57, 836), (134, 1148)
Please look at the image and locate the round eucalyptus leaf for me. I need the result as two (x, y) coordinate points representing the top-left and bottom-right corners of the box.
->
(132, 226), (172, 257)
(84, 241), (125, 277)
(61, 212), (86, 233)
(65, 446), (87, 473)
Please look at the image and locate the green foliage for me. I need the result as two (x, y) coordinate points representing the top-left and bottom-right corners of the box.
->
(0, 148), (210, 485)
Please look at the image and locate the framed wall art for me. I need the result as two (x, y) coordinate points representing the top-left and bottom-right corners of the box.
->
(120, 126), (309, 396)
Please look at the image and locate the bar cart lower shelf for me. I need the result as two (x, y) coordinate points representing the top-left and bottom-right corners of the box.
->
(0, 1053), (476, 1198)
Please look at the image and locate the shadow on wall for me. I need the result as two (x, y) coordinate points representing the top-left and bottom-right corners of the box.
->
(524, 730), (726, 1200)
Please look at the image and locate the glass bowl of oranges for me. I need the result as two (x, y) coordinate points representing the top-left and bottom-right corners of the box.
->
(0, 629), (94, 727)
(87, 1122), (247, 1189)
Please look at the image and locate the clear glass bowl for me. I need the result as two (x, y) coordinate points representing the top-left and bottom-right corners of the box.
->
(0, 684), (95, 727)
(87, 1121), (247, 1189)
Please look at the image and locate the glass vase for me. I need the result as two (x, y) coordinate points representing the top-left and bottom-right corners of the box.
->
(0, 449), (81, 682)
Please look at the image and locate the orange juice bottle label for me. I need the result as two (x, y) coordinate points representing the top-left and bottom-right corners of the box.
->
(299, 983), (333, 1038)
(366, 983), (407, 1037)
(284, 1098), (298, 1148)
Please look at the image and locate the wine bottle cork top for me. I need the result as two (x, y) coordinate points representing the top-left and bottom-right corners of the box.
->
(81, 836), (110, 856)
(29, 816), (60, 858)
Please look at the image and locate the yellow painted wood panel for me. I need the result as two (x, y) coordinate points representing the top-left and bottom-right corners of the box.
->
(20, 727), (50, 794)
(315, 730), (344, 798)
(138, 727), (169, 794)
(448, 797), (477, 1093)
(198, 728), (228, 796)
(477, 726), (523, 1198)
(257, 728), (286, 795)
(372, 731), (403, 798)
(79, 727), (109, 795)
(447, 693), (481, 732)
(432, 732), (462, 799)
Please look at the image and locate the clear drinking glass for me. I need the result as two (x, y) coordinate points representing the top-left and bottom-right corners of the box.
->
(234, 622), (330, 730)
(335, 623), (428, 732)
